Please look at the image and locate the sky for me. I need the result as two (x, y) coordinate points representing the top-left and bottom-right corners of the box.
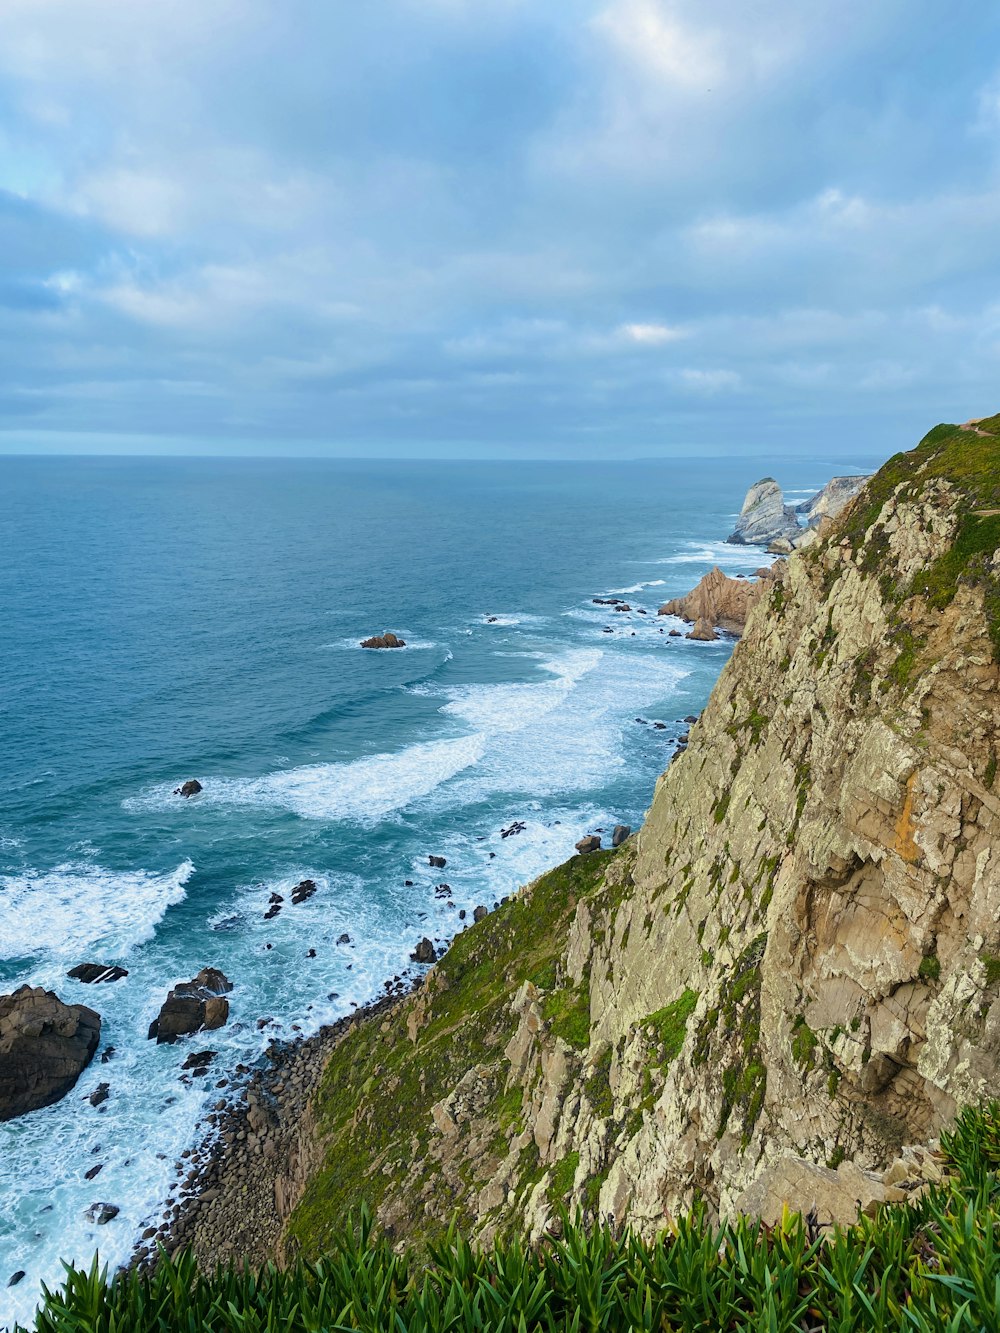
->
(1, 0), (1000, 458)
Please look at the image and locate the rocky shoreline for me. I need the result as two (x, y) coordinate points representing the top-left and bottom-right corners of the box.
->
(131, 980), (421, 1272)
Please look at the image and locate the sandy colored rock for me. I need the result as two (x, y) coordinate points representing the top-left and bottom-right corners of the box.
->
(0, 987), (101, 1121)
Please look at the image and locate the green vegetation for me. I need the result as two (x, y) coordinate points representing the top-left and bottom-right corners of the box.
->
(30, 1104), (1000, 1333)
(790, 1016), (818, 1069)
(285, 849), (622, 1257)
(835, 419), (1000, 668)
(919, 953), (942, 982)
(982, 954), (1000, 987)
(548, 1151), (580, 1202)
(644, 988), (698, 1065)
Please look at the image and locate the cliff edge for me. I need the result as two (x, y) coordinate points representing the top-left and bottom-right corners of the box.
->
(179, 416), (1000, 1267)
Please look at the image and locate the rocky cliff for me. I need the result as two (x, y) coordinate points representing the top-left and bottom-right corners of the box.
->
(182, 417), (1000, 1266)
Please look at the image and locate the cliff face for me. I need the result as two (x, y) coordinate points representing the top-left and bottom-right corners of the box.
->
(282, 419), (1000, 1258)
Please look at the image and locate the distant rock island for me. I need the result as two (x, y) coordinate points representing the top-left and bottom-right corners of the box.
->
(727, 474), (869, 551)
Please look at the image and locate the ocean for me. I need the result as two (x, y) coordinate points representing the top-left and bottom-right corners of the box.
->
(0, 452), (878, 1327)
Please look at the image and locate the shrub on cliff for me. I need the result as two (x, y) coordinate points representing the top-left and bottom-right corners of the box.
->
(24, 1102), (1000, 1333)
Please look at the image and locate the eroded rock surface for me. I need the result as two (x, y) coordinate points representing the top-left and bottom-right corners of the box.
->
(727, 478), (801, 546)
(0, 987), (101, 1121)
(658, 564), (784, 634)
(149, 969), (233, 1045)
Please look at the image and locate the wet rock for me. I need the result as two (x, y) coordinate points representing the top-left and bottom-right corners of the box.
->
(575, 835), (602, 854)
(173, 779), (203, 798)
(67, 963), (128, 985)
(360, 632), (406, 649)
(411, 938), (436, 964)
(181, 1050), (217, 1071)
(337, 933), (351, 945)
(87, 1082), (110, 1107)
(148, 969), (233, 1045)
(290, 879), (317, 906)
(668, 629), (682, 636)
(684, 714), (698, 723)
(100, 1046), (115, 1064)
(611, 824), (632, 847)
(501, 820), (526, 838)
(428, 855), (447, 868)
(85, 1163), (103, 1181)
(85, 1202), (119, 1225)
(8, 1270), (26, 1286)
(0, 986), (101, 1122)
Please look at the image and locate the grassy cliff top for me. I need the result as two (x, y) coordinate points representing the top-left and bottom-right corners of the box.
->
(836, 416), (1000, 660)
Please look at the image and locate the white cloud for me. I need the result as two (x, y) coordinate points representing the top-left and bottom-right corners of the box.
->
(677, 367), (741, 392)
(592, 0), (721, 88)
(617, 321), (685, 345)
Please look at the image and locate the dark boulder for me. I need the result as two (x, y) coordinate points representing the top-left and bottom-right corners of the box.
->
(428, 855), (447, 868)
(290, 879), (318, 905)
(67, 963), (128, 985)
(360, 632), (406, 649)
(0, 986), (101, 1122)
(87, 1082), (110, 1107)
(611, 824), (631, 847)
(85, 1202), (119, 1225)
(337, 933), (351, 945)
(148, 968), (233, 1045)
(473, 905), (488, 923)
(411, 938), (435, 964)
(8, 1271), (25, 1287)
(575, 835), (602, 854)
(173, 780), (203, 797)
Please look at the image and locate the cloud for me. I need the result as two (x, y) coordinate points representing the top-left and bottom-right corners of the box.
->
(0, 0), (998, 455)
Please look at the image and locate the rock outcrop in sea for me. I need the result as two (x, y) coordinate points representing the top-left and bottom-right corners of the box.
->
(0, 986), (101, 1121)
(726, 478), (801, 546)
(148, 968), (234, 1044)
(658, 562), (786, 635)
(152, 414), (1000, 1271)
(727, 473), (871, 550)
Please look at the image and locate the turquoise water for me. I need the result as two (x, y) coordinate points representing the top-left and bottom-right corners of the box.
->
(0, 454), (877, 1326)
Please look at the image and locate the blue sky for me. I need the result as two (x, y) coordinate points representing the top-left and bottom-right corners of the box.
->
(1, 0), (999, 457)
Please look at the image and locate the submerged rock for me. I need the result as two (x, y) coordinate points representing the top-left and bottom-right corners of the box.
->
(149, 968), (233, 1045)
(0, 986), (101, 1122)
(84, 1202), (119, 1225)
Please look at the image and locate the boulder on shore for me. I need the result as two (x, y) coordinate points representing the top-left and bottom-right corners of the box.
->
(411, 938), (435, 964)
(575, 835), (602, 854)
(148, 968), (233, 1045)
(174, 779), (202, 798)
(686, 617), (719, 642)
(360, 632), (406, 649)
(0, 986), (101, 1122)
(611, 824), (632, 847)
(726, 478), (801, 547)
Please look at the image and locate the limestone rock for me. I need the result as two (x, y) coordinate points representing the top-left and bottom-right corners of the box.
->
(149, 969), (233, 1045)
(795, 475), (870, 524)
(735, 1156), (907, 1228)
(0, 987), (101, 1121)
(726, 478), (801, 546)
